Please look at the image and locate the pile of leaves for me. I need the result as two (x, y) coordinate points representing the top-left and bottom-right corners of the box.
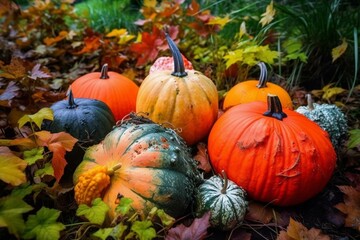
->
(1, 0), (360, 239)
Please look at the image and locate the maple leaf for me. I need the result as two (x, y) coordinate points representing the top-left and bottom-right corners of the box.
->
(260, 1), (276, 27)
(0, 57), (27, 79)
(334, 185), (360, 231)
(28, 63), (51, 80)
(0, 147), (27, 186)
(193, 142), (212, 173)
(0, 81), (20, 101)
(166, 212), (210, 240)
(18, 107), (54, 129)
(35, 131), (78, 182)
(277, 218), (331, 240)
(74, 35), (101, 55)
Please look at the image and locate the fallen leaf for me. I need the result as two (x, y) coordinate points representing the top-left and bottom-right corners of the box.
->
(35, 131), (78, 181)
(245, 201), (277, 224)
(0, 147), (27, 186)
(260, 0), (276, 27)
(277, 218), (331, 240)
(0, 81), (20, 101)
(332, 38), (348, 62)
(166, 212), (211, 240)
(28, 63), (51, 80)
(334, 185), (360, 231)
(193, 142), (212, 173)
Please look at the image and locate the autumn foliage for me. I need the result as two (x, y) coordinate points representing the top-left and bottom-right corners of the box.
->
(0, 0), (360, 239)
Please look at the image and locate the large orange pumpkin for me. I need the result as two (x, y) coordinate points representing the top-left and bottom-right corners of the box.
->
(70, 64), (139, 121)
(223, 62), (293, 110)
(136, 33), (218, 145)
(208, 95), (336, 206)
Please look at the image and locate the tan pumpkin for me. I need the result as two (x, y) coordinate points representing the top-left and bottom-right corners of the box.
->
(136, 33), (218, 145)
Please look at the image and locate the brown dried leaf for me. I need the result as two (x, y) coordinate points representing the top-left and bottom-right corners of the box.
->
(277, 218), (331, 240)
(334, 185), (360, 231)
(193, 142), (212, 173)
(245, 201), (277, 224)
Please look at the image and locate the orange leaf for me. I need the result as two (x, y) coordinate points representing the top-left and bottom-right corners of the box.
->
(35, 131), (78, 181)
(277, 218), (331, 240)
(334, 185), (360, 231)
(74, 35), (101, 55)
(193, 142), (212, 173)
(245, 201), (277, 224)
(43, 30), (68, 46)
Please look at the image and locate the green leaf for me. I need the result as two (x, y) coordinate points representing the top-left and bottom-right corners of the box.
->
(35, 162), (54, 178)
(23, 147), (44, 165)
(22, 207), (65, 240)
(256, 45), (278, 64)
(131, 220), (156, 240)
(115, 197), (133, 216)
(11, 182), (47, 199)
(93, 223), (128, 240)
(18, 107), (53, 129)
(0, 196), (33, 238)
(0, 151), (27, 186)
(156, 209), (175, 228)
(92, 228), (114, 240)
(348, 129), (360, 149)
(76, 198), (109, 225)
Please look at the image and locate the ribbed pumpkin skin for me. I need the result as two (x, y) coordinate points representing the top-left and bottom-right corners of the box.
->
(208, 101), (336, 206)
(223, 80), (293, 110)
(70, 66), (139, 121)
(73, 119), (202, 220)
(195, 175), (248, 231)
(136, 70), (218, 145)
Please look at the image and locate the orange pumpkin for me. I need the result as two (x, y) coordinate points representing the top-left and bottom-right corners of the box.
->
(136, 33), (218, 145)
(223, 62), (293, 110)
(208, 95), (336, 206)
(70, 64), (139, 121)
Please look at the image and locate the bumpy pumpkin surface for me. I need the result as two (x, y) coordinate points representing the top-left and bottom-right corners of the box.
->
(223, 62), (293, 110)
(149, 54), (193, 74)
(70, 64), (139, 121)
(195, 171), (248, 231)
(136, 33), (218, 145)
(296, 94), (347, 148)
(73, 115), (202, 220)
(208, 95), (337, 206)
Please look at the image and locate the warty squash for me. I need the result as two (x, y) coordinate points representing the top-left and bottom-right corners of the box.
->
(73, 114), (202, 221)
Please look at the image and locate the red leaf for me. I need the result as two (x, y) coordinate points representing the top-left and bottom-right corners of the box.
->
(35, 131), (78, 181)
(130, 26), (164, 66)
(166, 212), (211, 240)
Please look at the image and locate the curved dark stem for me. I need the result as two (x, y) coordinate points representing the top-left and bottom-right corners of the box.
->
(67, 89), (78, 109)
(263, 94), (287, 120)
(220, 170), (228, 194)
(256, 62), (268, 88)
(306, 94), (315, 110)
(165, 32), (187, 78)
(100, 63), (110, 79)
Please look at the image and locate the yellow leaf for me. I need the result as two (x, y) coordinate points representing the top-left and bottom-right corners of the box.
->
(322, 87), (346, 101)
(144, 0), (157, 8)
(332, 38), (348, 62)
(0, 147), (27, 186)
(239, 21), (247, 38)
(260, 1), (276, 27)
(207, 15), (231, 28)
(223, 49), (244, 68)
(106, 28), (127, 38)
(18, 107), (54, 129)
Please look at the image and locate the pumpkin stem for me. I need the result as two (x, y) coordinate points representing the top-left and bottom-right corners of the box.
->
(67, 89), (78, 109)
(306, 94), (315, 110)
(263, 94), (287, 120)
(256, 62), (268, 89)
(100, 64), (110, 79)
(220, 170), (228, 194)
(165, 32), (188, 78)
(107, 163), (122, 176)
